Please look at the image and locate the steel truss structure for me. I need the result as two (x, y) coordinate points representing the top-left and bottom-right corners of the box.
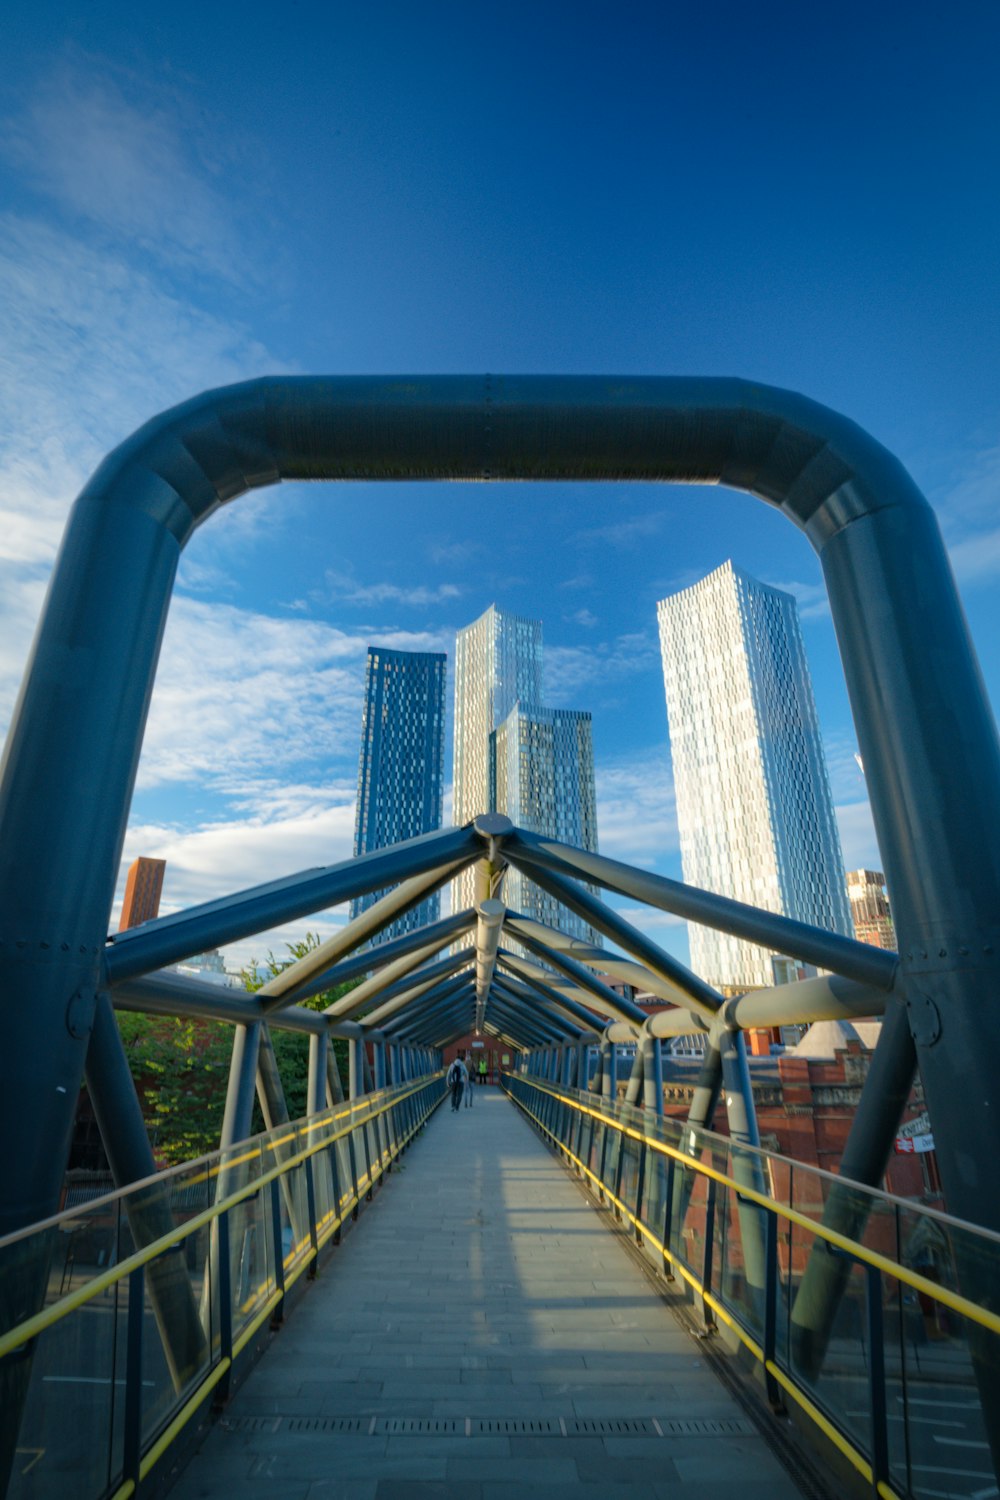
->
(2, 375), (1000, 1485)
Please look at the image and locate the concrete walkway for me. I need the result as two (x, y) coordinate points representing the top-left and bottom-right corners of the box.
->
(170, 1088), (806, 1500)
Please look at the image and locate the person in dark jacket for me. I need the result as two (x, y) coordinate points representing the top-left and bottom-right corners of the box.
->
(447, 1058), (466, 1111)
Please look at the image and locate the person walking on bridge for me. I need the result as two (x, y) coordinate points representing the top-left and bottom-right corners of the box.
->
(465, 1057), (475, 1108)
(447, 1057), (466, 1112)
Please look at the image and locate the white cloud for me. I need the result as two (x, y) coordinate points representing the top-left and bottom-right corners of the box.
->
(835, 800), (883, 873)
(428, 539), (482, 566)
(545, 630), (659, 704)
(2, 59), (260, 285)
(118, 793), (358, 974)
(577, 513), (663, 547)
(595, 754), (678, 866)
(933, 442), (1000, 587)
(566, 607), (599, 628)
(326, 572), (464, 608)
(763, 577), (831, 620)
(137, 596), (452, 791)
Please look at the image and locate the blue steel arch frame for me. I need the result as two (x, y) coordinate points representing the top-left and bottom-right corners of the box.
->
(1, 373), (998, 1279)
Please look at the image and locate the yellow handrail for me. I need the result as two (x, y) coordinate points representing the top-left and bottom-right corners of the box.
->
(0, 1076), (442, 1359)
(514, 1075), (1000, 1338)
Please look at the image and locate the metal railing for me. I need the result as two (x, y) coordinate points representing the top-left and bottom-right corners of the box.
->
(1, 1072), (446, 1499)
(503, 1072), (1000, 1500)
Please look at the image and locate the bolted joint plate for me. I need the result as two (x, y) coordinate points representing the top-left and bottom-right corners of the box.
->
(905, 991), (942, 1048)
(66, 986), (97, 1040)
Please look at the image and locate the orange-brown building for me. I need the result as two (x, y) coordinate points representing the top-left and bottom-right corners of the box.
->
(119, 856), (166, 930)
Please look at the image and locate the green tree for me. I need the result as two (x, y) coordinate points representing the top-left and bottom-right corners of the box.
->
(111, 935), (361, 1166)
(241, 934), (358, 1127)
(117, 1010), (233, 1165)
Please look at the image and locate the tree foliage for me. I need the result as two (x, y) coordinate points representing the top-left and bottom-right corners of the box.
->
(114, 935), (360, 1165)
(240, 935), (356, 1128)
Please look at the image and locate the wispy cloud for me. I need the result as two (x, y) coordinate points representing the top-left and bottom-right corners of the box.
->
(764, 577), (831, 620)
(428, 539), (483, 566)
(835, 800), (883, 873)
(118, 789), (359, 971)
(595, 754), (678, 866)
(933, 442), (1000, 587)
(326, 571), (463, 608)
(137, 598), (451, 791)
(576, 512), (663, 547)
(2, 57), (262, 286)
(566, 607), (599, 628)
(545, 630), (659, 704)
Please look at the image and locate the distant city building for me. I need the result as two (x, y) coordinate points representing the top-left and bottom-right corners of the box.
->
(119, 856), (166, 930)
(846, 869), (897, 950)
(657, 561), (851, 991)
(492, 703), (598, 939)
(452, 605), (544, 917)
(452, 604), (598, 941)
(351, 647), (447, 943)
(174, 949), (236, 987)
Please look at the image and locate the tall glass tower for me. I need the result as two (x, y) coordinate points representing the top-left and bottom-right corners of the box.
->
(452, 606), (543, 915)
(492, 704), (598, 937)
(452, 605), (598, 939)
(657, 561), (851, 991)
(351, 647), (447, 942)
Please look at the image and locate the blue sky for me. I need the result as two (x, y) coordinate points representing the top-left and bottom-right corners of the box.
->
(1, 2), (997, 972)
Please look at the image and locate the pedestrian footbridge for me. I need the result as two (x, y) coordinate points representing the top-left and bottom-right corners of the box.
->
(3, 1074), (996, 1500)
(4, 377), (1000, 1497)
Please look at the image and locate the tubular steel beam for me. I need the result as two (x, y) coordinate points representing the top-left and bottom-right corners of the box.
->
(507, 914), (694, 1008)
(645, 973), (886, 1039)
(277, 909), (476, 1003)
(371, 975), (472, 1035)
(3, 377), (999, 1452)
(321, 936), (461, 1020)
(503, 927), (654, 1026)
(491, 979), (587, 1041)
(391, 990), (477, 1046)
(104, 827), (480, 987)
(474, 898), (505, 1033)
(111, 969), (359, 1035)
(350, 950), (474, 1026)
(255, 860), (472, 1010)
(495, 967), (608, 1034)
(498, 950), (611, 1020)
(506, 829), (897, 991)
(506, 855), (724, 1021)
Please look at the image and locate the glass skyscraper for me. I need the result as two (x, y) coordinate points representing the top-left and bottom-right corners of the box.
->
(657, 561), (851, 991)
(351, 646), (447, 942)
(452, 604), (598, 938)
(492, 703), (598, 937)
(452, 605), (543, 916)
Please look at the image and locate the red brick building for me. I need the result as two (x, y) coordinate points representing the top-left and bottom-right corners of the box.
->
(119, 855), (166, 930)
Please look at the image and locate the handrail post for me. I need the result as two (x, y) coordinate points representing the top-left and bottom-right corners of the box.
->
(866, 1263), (890, 1498)
(763, 1208), (783, 1411)
(701, 1177), (717, 1332)
(216, 1209), (233, 1402)
(269, 1178), (286, 1324)
(122, 1265), (145, 1492)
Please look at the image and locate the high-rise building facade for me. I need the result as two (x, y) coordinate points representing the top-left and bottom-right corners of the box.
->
(452, 606), (543, 915)
(452, 605), (598, 939)
(657, 561), (851, 991)
(492, 703), (598, 936)
(351, 647), (447, 942)
(119, 856), (166, 930)
(846, 869), (896, 950)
